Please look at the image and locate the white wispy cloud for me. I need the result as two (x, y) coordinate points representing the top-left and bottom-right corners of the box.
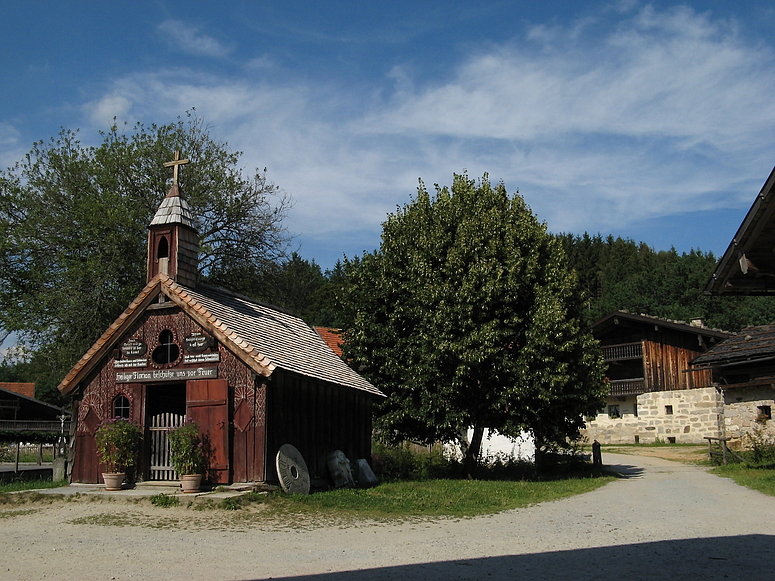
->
(85, 94), (132, 128)
(71, 5), (775, 260)
(157, 20), (231, 58)
(0, 121), (23, 170)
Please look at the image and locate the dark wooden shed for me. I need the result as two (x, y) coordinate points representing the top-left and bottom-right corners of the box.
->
(58, 158), (383, 485)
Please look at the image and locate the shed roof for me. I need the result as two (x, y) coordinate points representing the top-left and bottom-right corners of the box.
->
(0, 386), (65, 420)
(706, 165), (775, 295)
(593, 311), (730, 341)
(315, 327), (344, 357)
(58, 274), (383, 398)
(691, 324), (775, 366)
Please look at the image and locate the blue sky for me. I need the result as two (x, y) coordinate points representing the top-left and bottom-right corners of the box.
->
(3, 1), (775, 271)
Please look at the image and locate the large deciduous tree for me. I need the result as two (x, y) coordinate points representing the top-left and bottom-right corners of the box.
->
(0, 113), (290, 400)
(339, 173), (606, 471)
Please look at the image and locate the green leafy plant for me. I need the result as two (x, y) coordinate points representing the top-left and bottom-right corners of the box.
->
(744, 425), (775, 467)
(150, 493), (180, 508)
(95, 419), (142, 473)
(220, 497), (241, 510)
(168, 422), (204, 476)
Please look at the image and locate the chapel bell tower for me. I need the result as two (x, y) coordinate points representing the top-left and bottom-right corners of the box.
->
(146, 150), (199, 287)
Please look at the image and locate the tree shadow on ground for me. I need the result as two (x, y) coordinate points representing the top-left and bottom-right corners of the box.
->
(603, 460), (645, 479)
(250, 534), (774, 581)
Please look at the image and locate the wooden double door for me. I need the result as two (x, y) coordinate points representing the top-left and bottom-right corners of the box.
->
(145, 379), (229, 483)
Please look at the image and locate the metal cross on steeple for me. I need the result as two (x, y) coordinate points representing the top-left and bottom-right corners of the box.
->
(163, 150), (190, 185)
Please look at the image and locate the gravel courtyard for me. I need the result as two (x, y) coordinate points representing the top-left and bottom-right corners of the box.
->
(4, 452), (775, 581)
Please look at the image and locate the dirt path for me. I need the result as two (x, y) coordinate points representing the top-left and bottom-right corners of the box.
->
(5, 453), (775, 581)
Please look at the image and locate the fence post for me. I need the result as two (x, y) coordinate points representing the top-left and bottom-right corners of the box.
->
(592, 440), (602, 468)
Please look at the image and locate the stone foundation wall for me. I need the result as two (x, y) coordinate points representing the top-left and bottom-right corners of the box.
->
(723, 385), (775, 444)
(582, 387), (724, 444)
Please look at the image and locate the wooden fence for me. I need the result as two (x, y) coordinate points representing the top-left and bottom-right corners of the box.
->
(704, 436), (744, 465)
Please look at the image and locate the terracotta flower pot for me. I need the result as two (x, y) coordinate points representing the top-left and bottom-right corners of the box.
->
(102, 472), (126, 491)
(180, 474), (203, 493)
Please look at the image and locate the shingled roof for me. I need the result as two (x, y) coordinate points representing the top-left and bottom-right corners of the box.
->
(58, 274), (383, 398)
(149, 184), (196, 228)
(593, 311), (730, 341)
(691, 324), (775, 367)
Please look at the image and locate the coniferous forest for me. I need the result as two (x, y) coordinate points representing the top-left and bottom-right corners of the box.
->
(557, 233), (775, 331)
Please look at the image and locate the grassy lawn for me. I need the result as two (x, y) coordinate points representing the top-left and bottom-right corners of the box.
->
(712, 464), (775, 497)
(0, 479), (69, 494)
(254, 475), (615, 519)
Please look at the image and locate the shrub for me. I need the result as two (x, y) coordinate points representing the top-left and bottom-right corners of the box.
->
(168, 422), (204, 476)
(95, 419), (142, 473)
(744, 426), (775, 467)
(372, 442), (460, 481)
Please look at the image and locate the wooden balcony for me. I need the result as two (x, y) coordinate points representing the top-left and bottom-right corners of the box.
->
(0, 420), (71, 433)
(607, 378), (646, 396)
(602, 342), (642, 362)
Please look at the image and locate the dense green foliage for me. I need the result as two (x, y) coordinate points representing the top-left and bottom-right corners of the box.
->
(167, 422), (204, 476)
(94, 419), (142, 473)
(559, 233), (775, 330)
(0, 431), (62, 445)
(0, 113), (290, 401)
(243, 253), (346, 327)
(340, 173), (607, 468)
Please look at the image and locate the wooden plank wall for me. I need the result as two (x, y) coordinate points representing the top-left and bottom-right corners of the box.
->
(231, 382), (267, 483)
(71, 382), (145, 484)
(265, 372), (374, 483)
(642, 331), (713, 392)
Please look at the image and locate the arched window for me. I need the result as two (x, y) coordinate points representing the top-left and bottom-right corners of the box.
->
(152, 329), (179, 365)
(113, 395), (130, 419)
(157, 236), (169, 259)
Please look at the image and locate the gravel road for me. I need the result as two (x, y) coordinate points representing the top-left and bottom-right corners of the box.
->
(5, 453), (775, 581)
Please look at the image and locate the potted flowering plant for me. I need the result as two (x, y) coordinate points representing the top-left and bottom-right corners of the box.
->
(95, 419), (142, 490)
(168, 421), (205, 492)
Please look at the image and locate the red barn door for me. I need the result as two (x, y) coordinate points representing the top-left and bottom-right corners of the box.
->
(186, 379), (229, 483)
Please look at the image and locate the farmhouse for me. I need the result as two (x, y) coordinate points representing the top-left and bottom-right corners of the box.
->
(58, 154), (383, 485)
(582, 311), (730, 444)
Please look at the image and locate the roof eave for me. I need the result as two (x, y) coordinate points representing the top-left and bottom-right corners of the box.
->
(706, 165), (775, 296)
(58, 276), (168, 395)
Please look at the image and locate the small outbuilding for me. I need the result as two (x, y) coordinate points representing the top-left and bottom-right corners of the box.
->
(59, 155), (384, 485)
(0, 383), (64, 423)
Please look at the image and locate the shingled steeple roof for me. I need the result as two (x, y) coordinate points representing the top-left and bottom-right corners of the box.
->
(149, 184), (196, 229)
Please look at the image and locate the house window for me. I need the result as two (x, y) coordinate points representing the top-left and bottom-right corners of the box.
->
(757, 405), (772, 423)
(152, 329), (180, 365)
(113, 395), (130, 419)
(633, 403), (638, 417)
(665, 405), (673, 415)
(608, 405), (620, 419)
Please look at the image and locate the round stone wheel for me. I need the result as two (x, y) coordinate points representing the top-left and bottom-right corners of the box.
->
(275, 444), (311, 495)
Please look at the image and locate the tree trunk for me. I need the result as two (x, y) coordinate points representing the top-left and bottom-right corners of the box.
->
(464, 425), (485, 478)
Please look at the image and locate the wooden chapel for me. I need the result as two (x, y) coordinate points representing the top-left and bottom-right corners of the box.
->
(59, 153), (383, 485)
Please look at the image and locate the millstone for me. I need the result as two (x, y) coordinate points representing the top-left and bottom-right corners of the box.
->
(275, 443), (310, 495)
